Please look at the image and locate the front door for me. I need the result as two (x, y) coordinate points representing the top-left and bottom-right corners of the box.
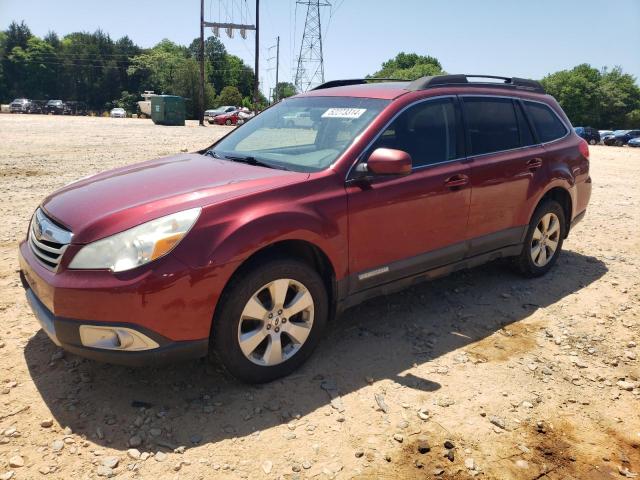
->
(346, 97), (471, 292)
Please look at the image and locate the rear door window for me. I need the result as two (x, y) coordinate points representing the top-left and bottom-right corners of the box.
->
(524, 101), (568, 143)
(462, 97), (520, 155)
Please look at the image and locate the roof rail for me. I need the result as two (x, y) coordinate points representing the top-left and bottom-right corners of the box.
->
(311, 78), (407, 91)
(406, 74), (545, 93)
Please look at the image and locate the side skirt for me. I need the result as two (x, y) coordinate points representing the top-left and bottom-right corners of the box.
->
(336, 243), (523, 313)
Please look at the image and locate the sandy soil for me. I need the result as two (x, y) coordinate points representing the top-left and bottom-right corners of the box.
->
(0, 114), (638, 480)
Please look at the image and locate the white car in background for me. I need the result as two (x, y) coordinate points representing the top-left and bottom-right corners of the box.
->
(110, 108), (126, 118)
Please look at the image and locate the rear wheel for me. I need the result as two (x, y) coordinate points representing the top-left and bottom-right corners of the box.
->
(225, 119), (232, 126)
(589, 138), (597, 145)
(211, 259), (328, 383)
(515, 200), (565, 277)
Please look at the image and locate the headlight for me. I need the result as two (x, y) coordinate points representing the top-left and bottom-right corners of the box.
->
(69, 208), (201, 272)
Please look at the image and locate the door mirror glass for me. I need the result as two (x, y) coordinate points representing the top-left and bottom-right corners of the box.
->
(366, 148), (412, 175)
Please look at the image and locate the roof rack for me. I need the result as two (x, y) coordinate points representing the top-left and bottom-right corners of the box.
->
(406, 74), (545, 93)
(311, 78), (406, 91)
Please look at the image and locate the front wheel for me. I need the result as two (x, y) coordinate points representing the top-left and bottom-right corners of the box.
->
(211, 259), (328, 383)
(225, 119), (232, 126)
(514, 200), (565, 277)
(589, 139), (597, 145)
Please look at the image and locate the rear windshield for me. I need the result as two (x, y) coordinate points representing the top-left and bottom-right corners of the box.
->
(211, 96), (389, 172)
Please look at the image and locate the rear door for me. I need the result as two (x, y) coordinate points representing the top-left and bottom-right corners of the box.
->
(462, 96), (543, 256)
(346, 96), (471, 292)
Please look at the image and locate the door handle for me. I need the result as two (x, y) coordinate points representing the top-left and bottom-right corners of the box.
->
(526, 158), (543, 171)
(444, 174), (469, 188)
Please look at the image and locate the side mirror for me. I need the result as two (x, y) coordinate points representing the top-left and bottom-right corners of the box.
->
(366, 148), (412, 175)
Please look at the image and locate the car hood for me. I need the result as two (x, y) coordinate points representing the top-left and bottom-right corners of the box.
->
(42, 153), (308, 244)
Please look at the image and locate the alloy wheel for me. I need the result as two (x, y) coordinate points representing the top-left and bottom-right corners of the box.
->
(237, 278), (314, 366)
(530, 212), (561, 267)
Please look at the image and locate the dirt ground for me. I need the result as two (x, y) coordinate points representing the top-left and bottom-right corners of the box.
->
(0, 114), (638, 480)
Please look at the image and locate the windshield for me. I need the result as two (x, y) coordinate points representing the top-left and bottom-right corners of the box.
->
(211, 96), (390, 172)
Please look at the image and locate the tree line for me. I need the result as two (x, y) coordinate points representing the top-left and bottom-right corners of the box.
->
(0, 21), (298, 118)
(371, 53), (640, 129)
(2, 21), (638, 127)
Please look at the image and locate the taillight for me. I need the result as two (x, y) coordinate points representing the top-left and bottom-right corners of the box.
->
(578, 138), (590, 160)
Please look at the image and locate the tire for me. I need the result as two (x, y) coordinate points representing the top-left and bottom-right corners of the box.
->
(211, 259), (328, 383)
(225, 119), (232, 126)
(616, 140), (624, 147)
(514, 200), (566, 277)
(589, 139), (597, 145)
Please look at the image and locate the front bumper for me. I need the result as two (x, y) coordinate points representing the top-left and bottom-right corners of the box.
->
(21, 273), (208, 366)
(19, 240), (216, 366)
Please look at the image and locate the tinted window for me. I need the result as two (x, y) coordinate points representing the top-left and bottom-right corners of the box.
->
(515, 101), (536, 147)
(524, 101), (567, 143)
(463, 97), (520, 155)
(370, 98), (459, 168)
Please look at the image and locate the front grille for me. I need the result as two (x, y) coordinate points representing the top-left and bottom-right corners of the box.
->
(28, 209), (72, 272)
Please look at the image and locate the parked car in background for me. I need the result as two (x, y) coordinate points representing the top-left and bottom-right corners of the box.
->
(237, 107), (255, 125)
(628, 137), (640, 148)
(206, 106), (237, 124)
(19, 74), (591, 383)
(110, 108), (126, 118)
(64, 101), (88, 116)
(574, 126), (600, 145)
(213, 111), (241, 126)
(10, 98), (32, 113)
(598, 130), (614, 142)
(282, 111), (315, 128)
(603, 129), (640, 146)
(45, 100), (65, 115)
(29, 100), (46, 114)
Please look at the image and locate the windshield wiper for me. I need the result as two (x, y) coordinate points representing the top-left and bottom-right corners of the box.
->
(205, 150), (289, 171)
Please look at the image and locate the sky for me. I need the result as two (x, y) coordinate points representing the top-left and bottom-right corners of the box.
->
(1, 0), (639, 97)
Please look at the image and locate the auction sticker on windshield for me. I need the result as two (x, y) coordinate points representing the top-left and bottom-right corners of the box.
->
(321, 108), (367, 119)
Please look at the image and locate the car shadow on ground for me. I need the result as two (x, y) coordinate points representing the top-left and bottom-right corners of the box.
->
(25, 250), (607, 452)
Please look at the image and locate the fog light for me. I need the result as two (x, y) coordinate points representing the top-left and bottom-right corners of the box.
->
(79, 325), (159, 351)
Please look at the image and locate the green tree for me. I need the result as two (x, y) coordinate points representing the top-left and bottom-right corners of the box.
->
(598, 67), (640, 128)
(217, 85), (242, 107)
(370, 52), (444, 80)
(540, 64), (601, 126)
(541, 64), (640, 128)
(188, 36), (228, 92)
(127, 39), (189, 94)
(275, 82), (297, 101)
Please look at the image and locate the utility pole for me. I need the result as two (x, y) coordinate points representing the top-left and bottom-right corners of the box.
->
(199, 0), (205, 126)
(295, 0), (330, 92)
(202, 1), (259, 113)
(274, 35), (280, 103)
(253, 0), (260, 112)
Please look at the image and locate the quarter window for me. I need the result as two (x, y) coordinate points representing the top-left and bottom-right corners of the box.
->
(462, 97), (520, 155)
(369, 98), (459, 168)
(524, 101), (568, 143)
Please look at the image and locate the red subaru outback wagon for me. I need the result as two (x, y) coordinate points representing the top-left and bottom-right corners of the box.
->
(19, 74), (591, 383)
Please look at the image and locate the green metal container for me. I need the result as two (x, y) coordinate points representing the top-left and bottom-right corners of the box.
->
(150, 95), (186, 126)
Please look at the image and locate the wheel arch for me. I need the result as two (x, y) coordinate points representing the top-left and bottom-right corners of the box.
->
(534, 186), (573, 237)
(210, 239), (338, 339)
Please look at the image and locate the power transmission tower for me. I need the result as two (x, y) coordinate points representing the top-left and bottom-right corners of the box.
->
(294, 0), (330, 92)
